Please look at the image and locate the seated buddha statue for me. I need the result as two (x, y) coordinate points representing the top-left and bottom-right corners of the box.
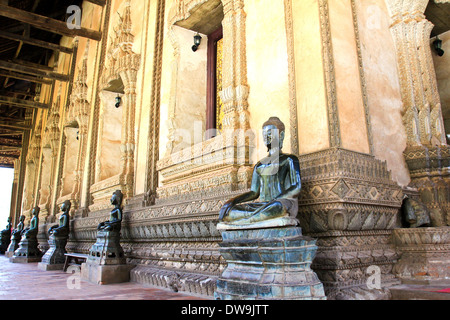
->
(48, 200), (71, 237)
(0, 217), (12, 239)
(97, 190), (123, 232)
(11, 215), (25, 241)
(217, 117), (301, 230)
(22, 207), (40, 239)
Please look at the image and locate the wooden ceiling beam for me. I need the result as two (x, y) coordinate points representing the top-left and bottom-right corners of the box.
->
(0, 132), (23, 138)
(11, 59), (53, 72)
(0, 60), (69, 82)
(0, 153), (20, 159)
(0, 96), (49, 110)
(0, 141), (22, 148)
(0, 115), (26, 123)
(0, 70), (52, 85)
(0, 30), (73, 54)
(0, 122), (32, 131)
(0, 4), (102, 41)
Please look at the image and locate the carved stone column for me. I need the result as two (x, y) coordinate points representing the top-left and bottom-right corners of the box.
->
(286, 0), (405, 299)
(386, 0), (450, 226)
(220, 0), (250, 131)
(119, 67), (139, 199)
(90, 1), (140, 206)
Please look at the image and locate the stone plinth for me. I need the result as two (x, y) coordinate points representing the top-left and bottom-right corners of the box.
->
(214, 226), (326, 300)
(5, 236), (20, 258)
(81, 263), (135, 285)
(82, 230), (133, 285)
(393, 227), (450, 285)
(0, 232), (11, 254)
(10, 237), (42, 263)
(87, 230), (126, 265)
(38, 235), (68, 271)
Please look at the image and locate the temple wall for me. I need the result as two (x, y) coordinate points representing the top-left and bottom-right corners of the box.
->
(329, 0), (371, 155)
(433, 30), (450, 136)
(291, 0), (330, 155)
(246, 0), (291, 159)
(159, 0), (175, 165)
(354, 0), (410, 187)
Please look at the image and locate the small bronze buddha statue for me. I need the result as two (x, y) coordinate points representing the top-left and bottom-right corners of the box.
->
(0, 217), (12, 252)
(11, 215), (25, 240)
(22, 207), (40, 239)
(0, 217), (12, 238)
(48, 200), (71, 237)
(97, 190), (123, 232)
(218, 117), (301, 230)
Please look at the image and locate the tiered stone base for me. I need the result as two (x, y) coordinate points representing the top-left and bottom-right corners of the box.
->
(10, 237), (42, 263)
(214, 227), (326, 300)
(38, 235), (68, 271)
(87, 230), (126, 265)
(393, 226), (450, 285)
(130, 265), (217, 297)
(0, 234), (11, 254)
(81, 262), (135, 285)
(5, 237), (19, 258)
(81, 229), (133, 285)
(310, 230), (400, 300)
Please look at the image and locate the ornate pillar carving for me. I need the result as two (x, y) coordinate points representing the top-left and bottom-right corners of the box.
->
(90, 0), (140, 209)
(39, 85), (61, 221)
(58, 42), (91, 215)
(220, 0), (250, 131)
(386, 0), (450, 226)
(286, 0), (405, 299)
(22, 120), (42, 223)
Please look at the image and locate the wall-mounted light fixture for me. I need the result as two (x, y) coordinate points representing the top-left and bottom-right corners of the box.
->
(115, 94), (122, 108)
(192, 33), (202, 52)
(76, 130), (79, 141)
(433, 36), (444, 57)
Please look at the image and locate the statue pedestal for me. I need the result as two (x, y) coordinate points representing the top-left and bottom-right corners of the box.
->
(38, 235), (68, 271)
(214, 226), (326, 300)
(5, 236), (20, 258)
(393, 226), (450, 285)
(81, 230), (134, 285)
(10, 236), (42, 263)
(0, 232), (11, 254)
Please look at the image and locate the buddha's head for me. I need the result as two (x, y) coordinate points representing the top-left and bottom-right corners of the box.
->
(61, 200), (71, 214)
(32, 206), (40, 216)
(262, 117), (285, 152)
(111, 190), (123, 207)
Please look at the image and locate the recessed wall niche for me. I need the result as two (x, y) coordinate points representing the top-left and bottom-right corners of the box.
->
(96, 86), (124, 182)
(60, 125), (80, 198)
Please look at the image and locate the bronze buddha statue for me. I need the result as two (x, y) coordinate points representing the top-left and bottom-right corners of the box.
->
(48, 200), (71, 237)
(97, 190), (123, 232)
(22, 207), (40, 239)
(217, 117), (301, 230)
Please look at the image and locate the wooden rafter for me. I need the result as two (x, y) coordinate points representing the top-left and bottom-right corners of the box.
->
(0, 122), (32, 130)
(0, 70), (52, 85)
(0, 4), (102, 41)
(0, 60), (69, 82)
(0, 30), (73, 54)
(0, 95), (49, 109)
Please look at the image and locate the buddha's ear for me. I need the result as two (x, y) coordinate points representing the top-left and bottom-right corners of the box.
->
(280, 130), (285, 140)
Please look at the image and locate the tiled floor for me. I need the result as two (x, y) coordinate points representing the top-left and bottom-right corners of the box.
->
(0, 255), (207, 300)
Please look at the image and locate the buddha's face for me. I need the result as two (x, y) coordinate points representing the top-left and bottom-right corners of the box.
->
(262, 124), (284, 151)
(111, 193), (117, 205)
